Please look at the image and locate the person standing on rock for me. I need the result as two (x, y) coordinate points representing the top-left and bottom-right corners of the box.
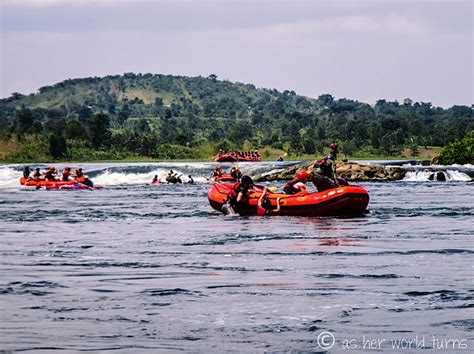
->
(329, 140), (338, 160)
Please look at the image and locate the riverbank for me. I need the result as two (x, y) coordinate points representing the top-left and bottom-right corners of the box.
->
(0, 136), (442, 164)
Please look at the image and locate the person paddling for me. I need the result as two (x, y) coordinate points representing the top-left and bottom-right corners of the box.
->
(62, 167), (72, 181)
(44, 167), (57, 181)
(32, 168), (41, 180)
(75, 168), (94, 187)
(230, 166), (242, 181)
(22, 166), (31, 179)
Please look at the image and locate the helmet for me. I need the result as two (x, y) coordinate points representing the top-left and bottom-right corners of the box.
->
(296, 171), (309, 181)
(65, 167), (71, 171)
(327, 155), (335, 161)
(240, 175), (254, 186)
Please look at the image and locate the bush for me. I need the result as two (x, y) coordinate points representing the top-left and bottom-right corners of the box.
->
(439, 132), (473, 165)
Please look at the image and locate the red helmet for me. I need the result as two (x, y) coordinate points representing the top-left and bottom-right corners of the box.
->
(296, 171), (309, 182)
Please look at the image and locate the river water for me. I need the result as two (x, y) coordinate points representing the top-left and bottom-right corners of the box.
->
(0, 162), (472, 352)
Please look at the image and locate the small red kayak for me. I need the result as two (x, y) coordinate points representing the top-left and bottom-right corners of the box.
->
(208, 184), (369, 217)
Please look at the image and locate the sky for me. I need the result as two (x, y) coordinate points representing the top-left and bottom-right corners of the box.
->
(0, 0), (472, 107)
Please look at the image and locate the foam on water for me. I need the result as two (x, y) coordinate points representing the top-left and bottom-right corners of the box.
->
(0, 166), (21, 188)
(93, 169), (205, 186)
(403, 170), (472, 182)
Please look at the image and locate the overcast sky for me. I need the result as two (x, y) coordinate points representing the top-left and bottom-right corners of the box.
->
(1, 0), (472, 107)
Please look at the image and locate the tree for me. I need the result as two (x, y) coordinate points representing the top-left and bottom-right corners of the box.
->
(66, 120), (88, 140)
(439, 131), (473, 165)
(87, 113), (111, 148)
(342, 140), (357, 158)
(17, 108), (34, 134)
(49, 133), (68, 158)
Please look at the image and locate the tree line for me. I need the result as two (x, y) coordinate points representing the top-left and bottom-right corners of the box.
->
(0, 73), (472, 161)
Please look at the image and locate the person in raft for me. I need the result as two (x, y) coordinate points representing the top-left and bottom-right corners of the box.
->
(32, 168), (42, 180)
(230, 165), (242, 181)
(257, 187), (281, 216)
(75, 168), (94, 187)
(23, 166), (31, 179)
(152, 175), (160, 183)
(62, 167), (72, 181)
(187, 175), (194, 184)
(310, 155), (339, 192)
(225, 175), (255, 214)
(283, 170), (309, 194)
(212, 166), (224, 179)
(44, 167), (57, 181)
(166, 170), (182, 184)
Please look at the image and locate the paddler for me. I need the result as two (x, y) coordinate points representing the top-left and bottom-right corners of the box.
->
(212, 166), (224, 179)
(22, 166), (31, 179)
(230, 165), (242, 181)
(152, 175), (160, 183)
(283, 170), (309, 194)
(75, 168), (94, 187)
(62, 167), (72, 181)
(44, 167), (57, 181)
(32, 168), (42, 180)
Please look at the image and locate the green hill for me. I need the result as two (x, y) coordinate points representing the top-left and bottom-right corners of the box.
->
(0, 73), (472, 162)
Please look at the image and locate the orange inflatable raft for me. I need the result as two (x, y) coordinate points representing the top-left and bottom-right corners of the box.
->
(19, 177), (102, 190)
(214, 154), (261, 162)
(208, 183), (369, 217)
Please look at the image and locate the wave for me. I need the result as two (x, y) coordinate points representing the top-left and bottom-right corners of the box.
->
(403, 170), (471, 182)
(2, 161), (471, 187)
(0, 166), (22, 188)
(93, 169), (205, 186)
(0, 162), (289, 188)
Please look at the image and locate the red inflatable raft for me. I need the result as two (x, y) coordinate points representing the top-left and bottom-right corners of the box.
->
(214, 154), (261, 162)
(19, 177), (102, 190)
(212, 174), (237, 182)
(208, 183), (369, 217)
